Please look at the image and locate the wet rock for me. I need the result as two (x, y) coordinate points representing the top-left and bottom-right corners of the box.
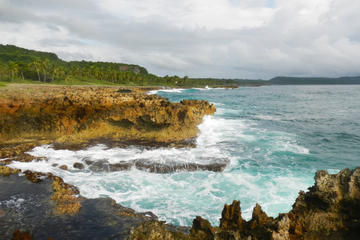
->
(83, 157), (94, 165)
(51, 163), (58, 167)
(0, 174), (155, 240)
(133, 159), (228, 173)
(109, 162), (132, 171)
(88, 160), (110, 172)
(73, 162), (85, 170)
(59, 165), (68, 171)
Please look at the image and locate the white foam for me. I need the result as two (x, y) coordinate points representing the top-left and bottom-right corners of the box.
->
(255, 115), (282, 121)
(8, 112), (312, 226)
(148, 88), (186, 95)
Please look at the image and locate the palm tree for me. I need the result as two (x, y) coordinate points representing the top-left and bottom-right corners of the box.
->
(7, 61), (19, 81)
(30, 59), (42, 81)
(0, 62), (5, 81)
(41, 59), (50, 82)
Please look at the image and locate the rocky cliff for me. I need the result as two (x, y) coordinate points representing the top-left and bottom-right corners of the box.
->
(129, 168), (360, 240)
(0, 84), (215, 159)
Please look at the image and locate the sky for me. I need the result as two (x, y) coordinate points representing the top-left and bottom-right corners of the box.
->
(0, 0), (360, 79)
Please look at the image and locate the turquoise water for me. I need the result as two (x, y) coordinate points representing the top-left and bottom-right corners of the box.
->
(10, 85), (360, 226)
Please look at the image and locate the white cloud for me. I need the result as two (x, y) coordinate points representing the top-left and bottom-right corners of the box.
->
(0, 0), (359, 79)
(98, 0), (275, 30)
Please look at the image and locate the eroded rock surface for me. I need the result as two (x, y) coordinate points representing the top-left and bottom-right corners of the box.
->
(0, 85), (216, 150)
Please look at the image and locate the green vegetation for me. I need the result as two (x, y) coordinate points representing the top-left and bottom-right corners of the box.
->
(3, 44), (358, 87)
(0, 44), (239, 87)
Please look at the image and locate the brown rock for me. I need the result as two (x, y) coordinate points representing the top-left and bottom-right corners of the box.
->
(127, 221), (188, 240)
(220, 200), (245, 231)
(59, 165), (68, 171)
(73, 162), (85, 169)
(0, 85), (216, 148)
(190, 216), (214, 240)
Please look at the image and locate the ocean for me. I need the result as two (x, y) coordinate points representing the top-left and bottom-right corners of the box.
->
(9, 85), (360, 226)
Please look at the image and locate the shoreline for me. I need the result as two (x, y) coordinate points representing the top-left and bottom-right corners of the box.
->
(0, 84), (359, 239)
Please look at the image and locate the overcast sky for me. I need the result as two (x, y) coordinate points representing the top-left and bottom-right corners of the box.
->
(0, 0), (359, 79)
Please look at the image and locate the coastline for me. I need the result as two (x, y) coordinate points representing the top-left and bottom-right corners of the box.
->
(0, 84), (359, 239)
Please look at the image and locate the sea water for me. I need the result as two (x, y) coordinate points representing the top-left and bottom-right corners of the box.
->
(9, 85), (360, 226)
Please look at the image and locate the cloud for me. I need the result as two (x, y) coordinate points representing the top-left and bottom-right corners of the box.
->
(0, 0), (359, 79)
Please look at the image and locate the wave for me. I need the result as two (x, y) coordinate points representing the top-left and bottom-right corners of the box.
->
(8, 115), (312, 226)
(148, 88), (186, 95)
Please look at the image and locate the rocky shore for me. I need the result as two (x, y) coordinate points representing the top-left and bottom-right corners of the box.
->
(1, 167), (359, 239)
(1, 84), (359, 239)
(0, 84), (215, 159)
(128, 168), (360, 240)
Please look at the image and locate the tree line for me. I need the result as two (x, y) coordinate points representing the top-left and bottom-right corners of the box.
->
(0, 44), (239, 87)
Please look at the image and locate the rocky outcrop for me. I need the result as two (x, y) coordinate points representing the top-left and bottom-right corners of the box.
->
(0, 173), (157, 240)
(0, 85), (215, 157)
(128, 168), (360, 240)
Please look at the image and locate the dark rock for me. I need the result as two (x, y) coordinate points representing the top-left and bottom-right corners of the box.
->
(88, 160), (110, 172)
(134, 159), (228, 173)
(73, 162), (85, 170)
(109, 162), (132, 171)
(51, 163), (58, 167)
(83, 157), (94, 165)
(116, 89), (132, 93)
(0, 174), (155, 240)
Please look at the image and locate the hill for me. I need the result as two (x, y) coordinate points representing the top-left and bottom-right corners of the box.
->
(0, 44), (238, 87)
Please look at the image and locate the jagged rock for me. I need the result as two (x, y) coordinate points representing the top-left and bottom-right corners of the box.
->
(187, 168), (360, 240)
(220, 200), (245, 231)
(73, 162), (84, 169)
(190, 216), (214, 240)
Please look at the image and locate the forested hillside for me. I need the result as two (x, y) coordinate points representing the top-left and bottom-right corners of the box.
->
(0, 44), (238, 87)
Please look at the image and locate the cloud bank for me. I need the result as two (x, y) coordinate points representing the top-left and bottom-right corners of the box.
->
(0, 0), (359, 79)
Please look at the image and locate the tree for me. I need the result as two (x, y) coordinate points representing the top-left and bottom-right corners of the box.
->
(7, 61), (19, 81)
(0, 62), (5, 81)
(41, 58), (50, 82)
(30, 59), (42, 81)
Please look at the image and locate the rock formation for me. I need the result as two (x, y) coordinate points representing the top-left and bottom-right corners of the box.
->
(128, 168), (360, 240)
(0, 85), (215, 144)
(0, 85), (215, 161)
